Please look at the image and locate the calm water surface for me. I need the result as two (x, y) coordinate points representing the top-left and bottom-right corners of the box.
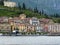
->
(0, 36), (60, 45)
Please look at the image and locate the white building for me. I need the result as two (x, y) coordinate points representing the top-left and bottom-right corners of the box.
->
(30, 17), (39, 26)
(48, 23), (60, 33)
(4, 1), (16, 7)
(35, 25), (43, 32)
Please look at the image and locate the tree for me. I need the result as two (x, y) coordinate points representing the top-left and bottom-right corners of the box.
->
(54, 13), (60, 18)
(39, 11), (42, 15)
(41, 9), (44, 14)
(22, 3), (26, 9)
(5, 0), (8, 1)
(18, 2), (21, 10)
(34, 7), (38, 13)
(57, 19), (60, 23)
(15, 28), (19, 30)
(0, 0), (4, 5)
(44, 13), (50, 18)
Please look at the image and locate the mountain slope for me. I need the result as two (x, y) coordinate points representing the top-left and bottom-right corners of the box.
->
(11, 0), (60, 14)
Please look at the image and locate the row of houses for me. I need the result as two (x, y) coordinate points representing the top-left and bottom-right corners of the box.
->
(0, 14), (60, 33)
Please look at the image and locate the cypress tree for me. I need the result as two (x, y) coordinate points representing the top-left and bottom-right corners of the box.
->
(34, 7), (38, 13)
(22, 3), (26, 10)
(0, 0), (4, 5)
(41, 9), (44, 14)
(18, 2), (21, 10)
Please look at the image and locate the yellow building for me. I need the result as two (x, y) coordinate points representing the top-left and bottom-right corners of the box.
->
(18, 24), (27, 32)
(19, 14), (26, 19)
(10, 22), (16, 31)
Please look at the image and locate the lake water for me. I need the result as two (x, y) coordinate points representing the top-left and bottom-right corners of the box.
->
(10, 0), (60, 14)
(0, 36), (60, 45)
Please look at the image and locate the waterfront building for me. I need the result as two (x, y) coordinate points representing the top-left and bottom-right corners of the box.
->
(26, 24), (35, 32)
(48, 23), (60, 33)
(35, 25), (43, 32)
(0, 14), (57, 33)
(43, 24), (48, 32)
(10, 22), (15, 32)
(18, 23), (27, 32)
(0, 24), (11, 32)
(30, 17), (39, 26)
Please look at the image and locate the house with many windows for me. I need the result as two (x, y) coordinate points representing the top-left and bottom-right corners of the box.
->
(4, 1), (16, 7)
(0, 24), (11, 32)
(30, 17), (39, 26)
(48, 23), (60, 33)
(0, 14), (59, 34)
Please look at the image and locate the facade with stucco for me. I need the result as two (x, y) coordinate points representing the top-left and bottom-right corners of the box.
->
(4, 1), (16, 7)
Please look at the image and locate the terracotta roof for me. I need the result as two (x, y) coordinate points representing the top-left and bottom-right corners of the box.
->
(40, 18), (50, 23)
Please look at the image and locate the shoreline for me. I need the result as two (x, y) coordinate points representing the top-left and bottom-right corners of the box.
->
(1, 35), (60, 36)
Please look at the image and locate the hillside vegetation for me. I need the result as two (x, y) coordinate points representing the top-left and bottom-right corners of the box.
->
(0, 3), (60, 23)
(0, 5), (47, 18)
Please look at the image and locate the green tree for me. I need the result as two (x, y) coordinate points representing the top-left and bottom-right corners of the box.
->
(41, 9), (44, 14)
(39, 11), (42, 15)
(18, 2), (21, 10)
(34, 7), (38, 13)
(56, 18), (60, 23)
(22, 3), (26, 10)
(5, 0), (8, 1)
(0, 0), (4, 5)
(44, 13), (49, 18)
(54, 13), (60, 18)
